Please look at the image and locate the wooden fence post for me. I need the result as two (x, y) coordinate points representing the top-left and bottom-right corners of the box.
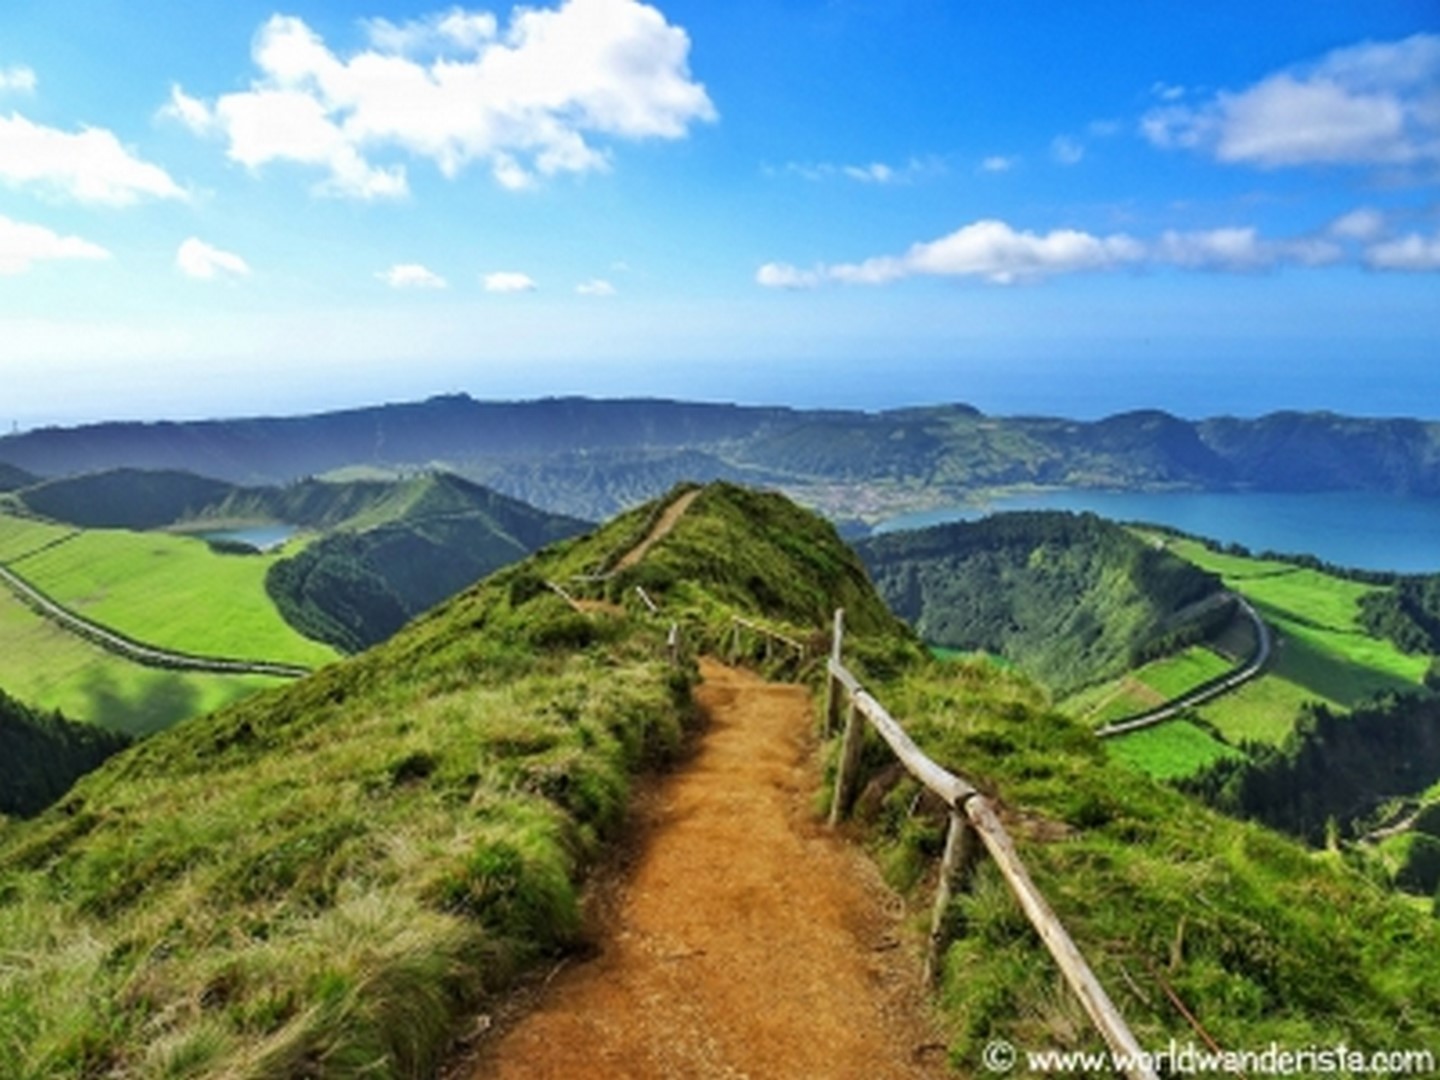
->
(824, 609), (845, 735)
(924, 808), (981, 986)
(829, 696), (864, 827)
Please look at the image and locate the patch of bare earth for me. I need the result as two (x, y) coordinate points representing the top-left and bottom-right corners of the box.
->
(460, 659), (951, 1079)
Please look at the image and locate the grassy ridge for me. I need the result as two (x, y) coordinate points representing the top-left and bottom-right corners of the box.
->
(0, 529), (688, 1074)
(861, 660), (1440, 1064)
(0, 483), (894, 1076)
(0, 514), (336, 668)
(0, 588), (286, 736)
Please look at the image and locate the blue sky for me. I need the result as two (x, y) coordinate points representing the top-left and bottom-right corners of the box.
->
(0, 0), (1437, 426)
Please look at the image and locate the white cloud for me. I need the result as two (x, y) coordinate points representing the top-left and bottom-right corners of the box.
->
(771, 156), (944, 185)
(1328, 206), (1387, 241)
(979, 155), (1017, 173)
(842, 162), (895, 183)
(0, 66), (36, 94)
(755, 262), (822, 289)
(1151, 82), (1186, 102)
(483, 270), (537, 292)
(756, 215), (1428, 289)
(0, 112), (187, 205)
(170, 1), (715, 199)
(1365, 231), (1440, 271)
(0, 215), (110, 275)
(759, 219), (1145, 289)
(160, 85), (216, 134)
(363, 9), (499, 54)
(576, 278), (616, 295)
(378, 263), (448, 289)
(176, 237), (251, 280)
(1051, 135), (1085, 165)
(1142, 33), (1440, 169)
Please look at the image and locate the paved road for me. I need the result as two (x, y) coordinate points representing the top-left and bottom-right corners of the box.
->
(1096, 595), (1271, 739)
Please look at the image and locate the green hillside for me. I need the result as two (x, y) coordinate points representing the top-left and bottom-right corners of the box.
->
(0, 462), (36, 493)
(857, 511), (1225, 695)
(262, 473), (591, 652)
(2, 484), (1438, 1075)
(13, 469), (238, 530)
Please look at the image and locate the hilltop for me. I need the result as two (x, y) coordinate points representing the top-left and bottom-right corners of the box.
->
(2, 483), (1439, 1075)
(5, 395), (1440, 520)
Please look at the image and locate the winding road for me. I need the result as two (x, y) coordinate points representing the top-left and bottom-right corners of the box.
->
(1095, 594), (1272, 739)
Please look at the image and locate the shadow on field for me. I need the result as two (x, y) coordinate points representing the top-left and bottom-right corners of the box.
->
(78, 669), (201, 737)
(1273, 628), (1416, 709)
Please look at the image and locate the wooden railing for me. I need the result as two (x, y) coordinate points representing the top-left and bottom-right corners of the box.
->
(725, 614), (809, 669)
(823, 609), (1157, 1080)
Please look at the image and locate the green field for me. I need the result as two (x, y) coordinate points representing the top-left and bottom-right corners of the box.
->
(1061, 644), (1233, 729)
(0, 588), (286, 736)
(1167, 538), (1429, 745)
(0, 514), (336, 668)
(1105, 719), (1244, 779)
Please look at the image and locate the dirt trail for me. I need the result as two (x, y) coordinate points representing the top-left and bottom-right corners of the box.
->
(465, 659), (949, 1079)
(614, 488), (701, 572)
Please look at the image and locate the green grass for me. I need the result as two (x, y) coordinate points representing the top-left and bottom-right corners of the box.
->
(0, 514), (336, 667)
(1195, 674), (1319, 746)
(857, 657), (1440, 1068)
(0, 482), (897, 1076)
(1060, 678), (1162, 727)
(6, 483), (1440, 1075)
(1060, 646), (1231, 729)
(0, 587), (286, 736)
(1162, 537), (1429, 745)
(1134, 644), (1233, 698)
(1105, 719), (1243, 780)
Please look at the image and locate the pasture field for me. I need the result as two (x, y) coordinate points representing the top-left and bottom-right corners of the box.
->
(0, 588), (285, 736)
(1133, 644), (1233, 698)
(1105, 719), (1243, 780)
(0, 514), (336, 667)
(1061, 644), (1231, 729)
(1164, 537), (1429, 744)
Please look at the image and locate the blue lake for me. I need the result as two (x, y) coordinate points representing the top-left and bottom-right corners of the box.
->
(199, 525), (297, 552)
(874, 490), (1440, 574)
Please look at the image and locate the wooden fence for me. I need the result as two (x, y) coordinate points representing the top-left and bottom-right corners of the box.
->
(724, 614), (809, 670)
(823, 609), (1157, 1080)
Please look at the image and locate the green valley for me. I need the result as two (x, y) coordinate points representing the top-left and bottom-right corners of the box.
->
(3, 484), (1438, 1074)
(0, 514), (336, 668)
(0, 469), (589, 734)
(0, 586), (290, 737)
(855, 511), (1226, 696)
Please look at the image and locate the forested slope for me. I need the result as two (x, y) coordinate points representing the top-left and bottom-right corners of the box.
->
(857, 511), (1224, 693)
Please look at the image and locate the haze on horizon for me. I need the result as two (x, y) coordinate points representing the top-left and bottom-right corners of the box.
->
(1, 0), (1437, 429)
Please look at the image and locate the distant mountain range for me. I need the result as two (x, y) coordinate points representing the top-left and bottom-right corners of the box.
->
(3, 395), (1440, 521)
